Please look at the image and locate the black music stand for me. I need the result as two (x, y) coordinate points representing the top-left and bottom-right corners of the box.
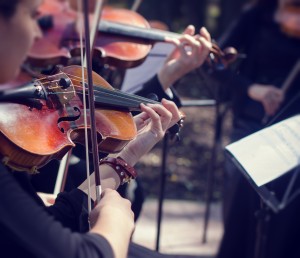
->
(201, 98), (228, 243)
(155, 99), (216, 251)
(154, 72), (229, 248)
(228, 156), (300, 258)
(225, 116), (300, 258)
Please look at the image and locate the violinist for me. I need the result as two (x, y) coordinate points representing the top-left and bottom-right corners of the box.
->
(0, 1), (181, 258)
(208, 0), (300, 258)
(31, 0), (213, 221)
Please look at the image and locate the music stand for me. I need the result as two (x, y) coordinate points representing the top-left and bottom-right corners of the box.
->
(225, 115), (300, 213)
(225, 115), (300, 258)
(227, 157), (300, 258)
(155, 99), (216, 251)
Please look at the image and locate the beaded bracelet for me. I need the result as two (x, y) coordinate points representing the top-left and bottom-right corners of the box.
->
(99, 156), (137, 185)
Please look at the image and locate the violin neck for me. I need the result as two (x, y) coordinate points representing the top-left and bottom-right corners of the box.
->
(93, 85), (159, 111)
(99, 20), (181, 43)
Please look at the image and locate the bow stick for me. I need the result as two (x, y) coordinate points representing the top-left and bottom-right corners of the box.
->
(262, 59), (300, 125)
(131, 0), (143, 11)
(81, 0), (105, 205)
(55, 0), (105, 209)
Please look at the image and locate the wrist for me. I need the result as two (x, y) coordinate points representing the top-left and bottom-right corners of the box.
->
(99, 157), (137, 185)
(158, 69), (174, 90)
(118, 130), (160, 165)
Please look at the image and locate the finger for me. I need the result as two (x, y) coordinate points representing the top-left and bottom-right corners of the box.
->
(140, 104), (163, 137)
(161, 99), (181, 127)
(164, 36), (180, 46)
(199, 27), (211, 43)
(264, 97), (281, 116)
(133, 112), (150, 131)
(141, 103), (172, 132)
(198, 36), (212, 52)
(193, 37), (211, 66)
(177, 35), (201, 58)
(275, 91), (285, 103)
(263, 102), (273, 116)
(182, 24), (195, 36)
(165, 34), (200, 62)
(100, 188), (115, 199)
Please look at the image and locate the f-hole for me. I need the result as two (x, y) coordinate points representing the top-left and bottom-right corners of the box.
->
(57, 106), (81, 133)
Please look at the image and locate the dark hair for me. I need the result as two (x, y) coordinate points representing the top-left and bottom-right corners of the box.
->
(0, 0), (20, 19)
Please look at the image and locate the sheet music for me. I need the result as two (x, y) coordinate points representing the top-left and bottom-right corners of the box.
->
(121, 42), (174, 93)
(226, 115), (300, 187)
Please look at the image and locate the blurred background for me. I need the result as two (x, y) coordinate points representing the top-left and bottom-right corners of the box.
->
(109, 0), (245, 39)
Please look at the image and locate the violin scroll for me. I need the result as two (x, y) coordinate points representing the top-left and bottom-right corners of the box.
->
(207, 43), (239, 70)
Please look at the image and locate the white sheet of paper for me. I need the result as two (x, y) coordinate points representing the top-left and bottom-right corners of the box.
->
(121, 42), (174, 93)
(226, 115), (300, 186)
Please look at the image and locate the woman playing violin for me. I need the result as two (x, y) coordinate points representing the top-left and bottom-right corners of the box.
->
(0, 1), (182, 258)
(30, 0), (213, 222)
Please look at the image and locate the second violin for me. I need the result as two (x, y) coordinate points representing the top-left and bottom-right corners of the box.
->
(28, 0), (237, 69)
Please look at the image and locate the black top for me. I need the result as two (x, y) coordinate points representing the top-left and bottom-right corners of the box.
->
(135, 74), (182, 107)
(213, 5), (300, 135)
(0, 164), (114, 258)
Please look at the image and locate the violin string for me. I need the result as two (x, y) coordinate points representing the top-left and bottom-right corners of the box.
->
(35, 71), (159, 107)
(62, 72), (159, 106)
(77, 84), (158, 107)
(34, 72), (66, 82)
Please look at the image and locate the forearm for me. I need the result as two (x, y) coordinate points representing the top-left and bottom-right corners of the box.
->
(157, 60), (190, 90)
(78, 165), (121, 201)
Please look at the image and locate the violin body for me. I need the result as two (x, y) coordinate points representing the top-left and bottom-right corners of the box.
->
(0, 66), (137, 173)
(28, 0), (153, 68)
(87, 7), (153, 68)
(27, 0), (75, 67)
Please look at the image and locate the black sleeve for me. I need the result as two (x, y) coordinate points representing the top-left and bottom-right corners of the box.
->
(47, 189), (91, 232)
(209, 67), (253, 103)
(0, 166), (114, 258)
(135, 74), (182, 107)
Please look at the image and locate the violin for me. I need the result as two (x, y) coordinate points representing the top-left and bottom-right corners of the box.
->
(0, 65), (171, 173)
(28, 0), (237, 70)
(275, 2), (300, 38)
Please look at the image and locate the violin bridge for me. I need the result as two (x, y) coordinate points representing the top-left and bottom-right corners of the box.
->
(42, 74), (76, 106)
